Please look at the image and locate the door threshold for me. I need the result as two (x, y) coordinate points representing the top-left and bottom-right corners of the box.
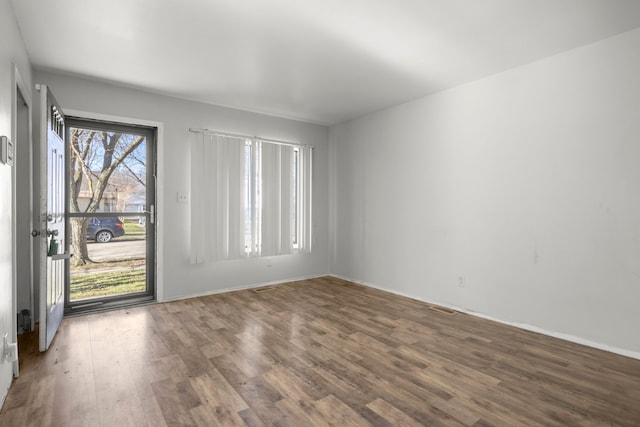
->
(65, 296), (156, 317)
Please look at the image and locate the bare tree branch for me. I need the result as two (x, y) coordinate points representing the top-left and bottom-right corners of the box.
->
(120, 161), (146, 187)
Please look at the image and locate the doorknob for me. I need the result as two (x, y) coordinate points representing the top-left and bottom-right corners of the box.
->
(46, 229), (59, 237)
(31, 229), (41, 237)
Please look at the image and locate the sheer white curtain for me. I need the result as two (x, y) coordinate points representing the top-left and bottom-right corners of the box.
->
(190, 133), (247, 263)
(261, 142), (293, 256)
(259, 142), (313, 255)
(190, 132), (312, 264)
(296, 144), (313, 254)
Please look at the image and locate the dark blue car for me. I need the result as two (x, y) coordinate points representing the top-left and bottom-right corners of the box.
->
(87, 217), (125, 243)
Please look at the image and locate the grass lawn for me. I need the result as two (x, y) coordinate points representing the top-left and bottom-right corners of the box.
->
(70, 268), (146, 301)
(71, 258), (145, 272)
(124, 222), (145, 234)
(122, 222), (146, 240)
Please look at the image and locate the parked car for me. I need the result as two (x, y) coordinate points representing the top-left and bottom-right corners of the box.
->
(86, 217), (125, 243)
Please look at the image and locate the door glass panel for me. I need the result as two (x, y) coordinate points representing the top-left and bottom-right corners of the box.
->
(66, 121), (154, 308)
(69, 215), (146, 301)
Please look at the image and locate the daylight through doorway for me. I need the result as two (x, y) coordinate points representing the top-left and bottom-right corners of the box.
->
(65, 118), (155, 312)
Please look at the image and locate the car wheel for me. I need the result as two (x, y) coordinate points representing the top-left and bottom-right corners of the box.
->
(95, 230), (113, 243)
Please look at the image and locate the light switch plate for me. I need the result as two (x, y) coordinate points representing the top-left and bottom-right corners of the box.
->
(0, 136), (14, 166)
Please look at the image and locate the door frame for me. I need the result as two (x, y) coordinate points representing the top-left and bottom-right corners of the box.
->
(14, 73), (34, 336)
(62, 109), (164, 304)
(11, 65), (32, 377)
(64, 117), (156, 312)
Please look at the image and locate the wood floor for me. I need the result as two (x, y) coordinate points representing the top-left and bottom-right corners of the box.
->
(1, 277), (639, 426)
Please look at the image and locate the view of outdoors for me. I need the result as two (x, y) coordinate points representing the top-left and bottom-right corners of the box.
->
(68, 125), (148, 302)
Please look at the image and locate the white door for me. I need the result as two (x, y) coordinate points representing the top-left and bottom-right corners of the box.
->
(38, 85), (67, 352)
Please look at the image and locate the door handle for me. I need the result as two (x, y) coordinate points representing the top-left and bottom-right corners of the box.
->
(46, 229), (59, 237)
(144, 205), (155, 224)
(31, 229), (41, 237)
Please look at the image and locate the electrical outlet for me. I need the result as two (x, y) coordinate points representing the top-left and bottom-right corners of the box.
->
(458, 276), (466, 288)
(177, 191), (189, 204)
(2, 333), (10, 361)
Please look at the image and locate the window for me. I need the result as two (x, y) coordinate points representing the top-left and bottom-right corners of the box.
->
(103, 198), (116, 212)
(190, 133), (312, 264)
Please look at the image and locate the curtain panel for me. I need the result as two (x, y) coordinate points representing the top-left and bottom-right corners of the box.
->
(190, 134), (246, 263)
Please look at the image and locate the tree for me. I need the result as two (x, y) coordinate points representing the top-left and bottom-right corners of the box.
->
(69, 128), (145, 266)
(108, 165), (145, 212)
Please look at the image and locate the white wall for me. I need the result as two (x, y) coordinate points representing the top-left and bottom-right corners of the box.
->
(34, 70), (330, 302)
(0, 0), (33, 406)
(330, 28), (640, 357)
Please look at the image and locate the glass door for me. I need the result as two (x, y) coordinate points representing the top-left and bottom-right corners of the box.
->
(65, 118), (155, 313)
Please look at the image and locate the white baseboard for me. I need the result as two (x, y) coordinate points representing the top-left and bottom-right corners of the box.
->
(159, 274), (327, 303)
(329, 274), (640, 361)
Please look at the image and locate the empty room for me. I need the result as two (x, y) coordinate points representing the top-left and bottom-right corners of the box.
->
(1, 0), (640, 425)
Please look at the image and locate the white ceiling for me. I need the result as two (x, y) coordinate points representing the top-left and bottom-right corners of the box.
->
(11, 0), (640, 125)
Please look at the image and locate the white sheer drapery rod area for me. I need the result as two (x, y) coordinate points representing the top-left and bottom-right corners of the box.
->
(189, 128), (313, 264)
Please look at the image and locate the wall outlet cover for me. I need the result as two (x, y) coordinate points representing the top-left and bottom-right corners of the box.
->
(177, 191), (189, 204)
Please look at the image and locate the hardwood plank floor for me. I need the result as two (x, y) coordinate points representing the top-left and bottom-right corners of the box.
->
(1, 276), (639, 426)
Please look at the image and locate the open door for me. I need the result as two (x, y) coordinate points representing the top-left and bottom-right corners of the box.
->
(37, 84), (68, 352)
